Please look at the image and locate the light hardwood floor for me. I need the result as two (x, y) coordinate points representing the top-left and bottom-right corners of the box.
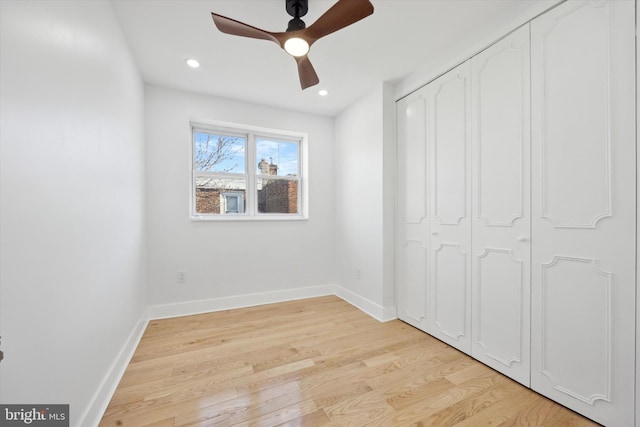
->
(100, 296), (601, 426)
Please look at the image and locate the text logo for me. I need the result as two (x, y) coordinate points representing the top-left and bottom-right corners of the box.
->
(0, 405), (69, 426)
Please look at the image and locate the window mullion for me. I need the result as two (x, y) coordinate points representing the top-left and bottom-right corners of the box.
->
(246, 132), (256, 216)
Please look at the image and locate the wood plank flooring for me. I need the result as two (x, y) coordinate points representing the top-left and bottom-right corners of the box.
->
(100, 296), (601, 426)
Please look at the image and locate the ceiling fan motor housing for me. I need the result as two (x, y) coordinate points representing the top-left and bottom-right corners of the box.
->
(287, 18), (306, 32)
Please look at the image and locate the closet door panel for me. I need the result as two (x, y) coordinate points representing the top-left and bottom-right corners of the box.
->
(428, 62), (472, 353)
(402, 96), (427, 225)
(471, 25), (531, 386)
(432, 73), (467, 225)
(531, 1), (635, 426)
(476, 249), (524, 364)
(536, 1), (610, 228)
(397, 240), (428, 328)
(539, 256), (611, 404)
(433, 243), (467, 341)
(396, 92), (430, 332)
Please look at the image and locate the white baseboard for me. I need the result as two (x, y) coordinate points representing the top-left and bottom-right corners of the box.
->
(146, 284), (335, 320)
(78, 316), (148, 427)
(333, 285), (397, 322)
(88, 284), (396, 426)
(145, 284), (397, 323)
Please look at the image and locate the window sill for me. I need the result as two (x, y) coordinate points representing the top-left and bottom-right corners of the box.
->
(190, 214), (308, 222)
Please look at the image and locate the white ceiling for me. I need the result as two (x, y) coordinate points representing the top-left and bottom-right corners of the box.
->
(112, 0), (554, 117)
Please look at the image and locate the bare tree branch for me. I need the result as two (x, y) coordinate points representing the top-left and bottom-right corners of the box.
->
(195, 134), (244, 188)
(195, 135), (242, 172)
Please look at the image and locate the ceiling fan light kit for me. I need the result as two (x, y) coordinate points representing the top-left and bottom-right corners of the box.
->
(284, 37), (310, 57)
(211, 0), (374, 90)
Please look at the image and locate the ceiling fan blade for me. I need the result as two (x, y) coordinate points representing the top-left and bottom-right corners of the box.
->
(295, 56), (319, 89)
(304, 0), (374, 43)
(211, 13), (281, 45)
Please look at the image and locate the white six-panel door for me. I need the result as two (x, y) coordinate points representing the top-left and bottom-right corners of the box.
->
(426, 62), (472, 354)
(470, 25), (531, 386)
(530, 1), (635, 425)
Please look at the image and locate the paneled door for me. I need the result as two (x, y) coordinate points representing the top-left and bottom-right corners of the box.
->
(396, 87), (430, 333)
(426, 62), (472, 354)
(471, 25), (531, 386)
(531, 1), (636, 426)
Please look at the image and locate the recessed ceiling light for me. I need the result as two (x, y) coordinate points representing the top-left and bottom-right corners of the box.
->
(186, 58), (200, 68)
(318, 89), (328, 96)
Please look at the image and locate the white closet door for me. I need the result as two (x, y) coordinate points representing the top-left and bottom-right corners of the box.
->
(396, 88), (430, 333)
(531, 1), (635, 426)
(427, 62), (472, 353)
(471, 25), (531, 386)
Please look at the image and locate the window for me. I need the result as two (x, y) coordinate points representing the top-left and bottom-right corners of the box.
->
(191, 121), (307, 220)
(222, 193), (243, 214)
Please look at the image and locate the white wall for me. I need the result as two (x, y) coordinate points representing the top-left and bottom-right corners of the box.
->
(334, 83), (396, 318)
(395, 0), (562, 101)
(0, 1), (146, 425)
(145, 85), (335, 307)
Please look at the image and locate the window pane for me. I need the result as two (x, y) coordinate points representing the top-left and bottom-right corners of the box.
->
(256, 137), (299, 176)
(225, 195), (239, 213)
(195, 177), (246, 215)
(257, 178), (299, 214)
(194, 131), (246, 174)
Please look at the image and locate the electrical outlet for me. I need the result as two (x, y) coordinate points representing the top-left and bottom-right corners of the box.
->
(356, 268), (361, 279)
(177, 271), (186, 284)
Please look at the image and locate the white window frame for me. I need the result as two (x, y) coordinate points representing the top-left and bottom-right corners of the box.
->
(190, 120), (308, 221)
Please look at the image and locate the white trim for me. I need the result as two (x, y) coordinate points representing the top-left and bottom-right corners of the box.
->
(146, 285), (398, 323)
(146, 284), (335, 320)
(191, 118), (308, 140)
(78, 317), (148, 427)
(334, 285), (398, 322)
(190, 214), (308, 222)
(635, 2), (639, 426)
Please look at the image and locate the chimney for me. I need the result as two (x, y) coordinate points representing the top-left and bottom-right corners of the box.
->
(258, 159), (270, 175)
(268, 157), (278, 175)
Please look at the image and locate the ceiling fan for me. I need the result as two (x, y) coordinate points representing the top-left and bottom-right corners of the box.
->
(211, 0), (374, 90)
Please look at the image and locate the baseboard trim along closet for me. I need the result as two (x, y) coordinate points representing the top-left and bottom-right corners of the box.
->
(334, 285), (397, 322)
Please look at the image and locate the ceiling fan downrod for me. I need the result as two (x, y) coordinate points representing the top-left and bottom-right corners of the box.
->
(286, 0), (308, 31)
